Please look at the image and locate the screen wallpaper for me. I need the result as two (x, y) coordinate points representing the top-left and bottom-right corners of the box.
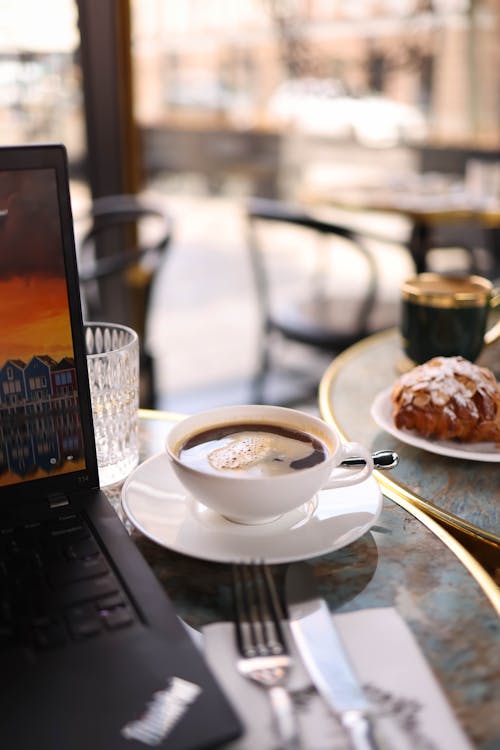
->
(0, 167), (86, 486)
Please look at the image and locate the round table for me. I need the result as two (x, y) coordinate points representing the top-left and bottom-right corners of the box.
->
(319, 329), (500, 566)
(301, 183), (500, 277)
(104, 408), (500, 749)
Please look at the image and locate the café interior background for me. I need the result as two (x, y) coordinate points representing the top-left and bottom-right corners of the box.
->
(2, 0), (499, 412)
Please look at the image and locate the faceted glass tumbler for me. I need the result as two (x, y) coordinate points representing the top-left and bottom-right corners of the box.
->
(85, 322), (139, 487)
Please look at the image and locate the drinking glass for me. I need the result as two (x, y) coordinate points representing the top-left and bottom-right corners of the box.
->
(85, 322), (139, 486)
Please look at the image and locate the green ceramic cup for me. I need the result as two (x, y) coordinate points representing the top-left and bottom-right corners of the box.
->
(401, 273), (500, 365)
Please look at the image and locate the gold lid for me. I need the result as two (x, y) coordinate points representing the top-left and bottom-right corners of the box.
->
(401, 273), (492, 308)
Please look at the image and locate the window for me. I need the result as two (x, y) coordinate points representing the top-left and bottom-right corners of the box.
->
(1, 1), (90, 215)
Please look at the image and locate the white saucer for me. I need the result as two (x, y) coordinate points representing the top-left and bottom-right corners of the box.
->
(371, 387), (500, 463)
(121, 452), (383, 564)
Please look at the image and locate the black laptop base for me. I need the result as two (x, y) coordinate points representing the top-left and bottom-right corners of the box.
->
(1, 489), (242, 750)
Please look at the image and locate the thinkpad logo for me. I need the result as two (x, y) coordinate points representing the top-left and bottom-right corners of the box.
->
(121, 677), (202, 746)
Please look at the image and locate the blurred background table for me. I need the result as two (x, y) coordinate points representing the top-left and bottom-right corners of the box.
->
(104, 408), (500, 749)
(301, 177), (500, 278)
(319, 328), (500, 578)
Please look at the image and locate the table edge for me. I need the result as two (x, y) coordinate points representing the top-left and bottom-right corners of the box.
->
(319, 329), (500, 615)
(303, 191), (500, 226)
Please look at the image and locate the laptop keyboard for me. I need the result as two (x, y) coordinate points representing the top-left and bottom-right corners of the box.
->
(0, 511), (136, 651)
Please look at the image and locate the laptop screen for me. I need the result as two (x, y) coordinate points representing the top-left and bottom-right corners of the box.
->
(0, 145), (99, 496)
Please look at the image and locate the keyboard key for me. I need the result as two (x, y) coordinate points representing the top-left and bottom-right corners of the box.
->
(102, 606), (133, 630)
(66, 604), (102, 639)
(48, 557), (109, 587)
(64, 538), (100, 561)
(97, 592), (126, 610)
(51, 573), (120, 608)
(48, 517), (86, 536)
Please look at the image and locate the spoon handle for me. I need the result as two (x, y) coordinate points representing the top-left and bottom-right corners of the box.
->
(341, 449), (399, 470)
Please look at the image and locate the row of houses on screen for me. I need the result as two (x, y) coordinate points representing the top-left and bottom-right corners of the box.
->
(0, 355), (78, 411)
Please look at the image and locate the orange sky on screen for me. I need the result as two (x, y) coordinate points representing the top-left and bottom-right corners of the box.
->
(0, 276), (73, 365)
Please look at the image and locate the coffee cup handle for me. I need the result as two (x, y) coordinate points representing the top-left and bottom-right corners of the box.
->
(484, 289), (500, 346)
(323, 441), (374, 489)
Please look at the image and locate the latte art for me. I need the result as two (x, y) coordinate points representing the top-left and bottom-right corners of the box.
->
(178, 423), (328, 477)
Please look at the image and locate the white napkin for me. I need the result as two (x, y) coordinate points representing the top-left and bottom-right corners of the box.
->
(202, 607), (474, 750)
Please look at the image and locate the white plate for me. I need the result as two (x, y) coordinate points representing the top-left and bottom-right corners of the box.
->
(121, 452), (383, 564)
(371, 387), (500, 463)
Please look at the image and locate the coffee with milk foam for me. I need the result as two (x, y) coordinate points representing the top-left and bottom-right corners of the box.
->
(178, 422), (328, 478)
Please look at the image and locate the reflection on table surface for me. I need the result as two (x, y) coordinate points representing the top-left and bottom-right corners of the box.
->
(319, 328), (500, 558)
(103, 406), (500, 750)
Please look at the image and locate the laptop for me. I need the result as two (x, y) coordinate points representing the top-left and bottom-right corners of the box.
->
(0, 144), (242, 749)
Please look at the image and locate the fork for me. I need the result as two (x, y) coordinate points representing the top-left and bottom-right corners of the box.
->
(232, 562), (301, 750)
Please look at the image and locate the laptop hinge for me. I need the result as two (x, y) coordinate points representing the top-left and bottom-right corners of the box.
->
(47, 493), (71, 509)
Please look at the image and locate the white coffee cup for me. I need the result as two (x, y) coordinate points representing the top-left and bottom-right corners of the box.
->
(166, 405), (374, 525)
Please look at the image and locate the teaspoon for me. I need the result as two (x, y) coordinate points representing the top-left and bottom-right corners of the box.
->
(341, 449), (399, 470)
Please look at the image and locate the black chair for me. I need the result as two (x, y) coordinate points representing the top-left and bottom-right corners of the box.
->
(246, 197), (401, 404)
(77, 194), (172, 408)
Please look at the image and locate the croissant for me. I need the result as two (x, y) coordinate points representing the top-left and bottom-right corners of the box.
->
(391, 356), (500, 443)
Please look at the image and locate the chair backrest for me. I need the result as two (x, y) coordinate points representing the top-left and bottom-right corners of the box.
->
(246, 197), (380, 351)
(77, 194), (172, 408)
(77, 194), (172, 336)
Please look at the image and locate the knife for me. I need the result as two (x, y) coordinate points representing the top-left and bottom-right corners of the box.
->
(285, 562), (381, 750)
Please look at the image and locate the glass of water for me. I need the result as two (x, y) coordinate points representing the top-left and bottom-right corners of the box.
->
(85, 322), (139, 487)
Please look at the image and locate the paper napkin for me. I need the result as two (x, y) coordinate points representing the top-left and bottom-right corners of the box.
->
(202, 607), (474, 750)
